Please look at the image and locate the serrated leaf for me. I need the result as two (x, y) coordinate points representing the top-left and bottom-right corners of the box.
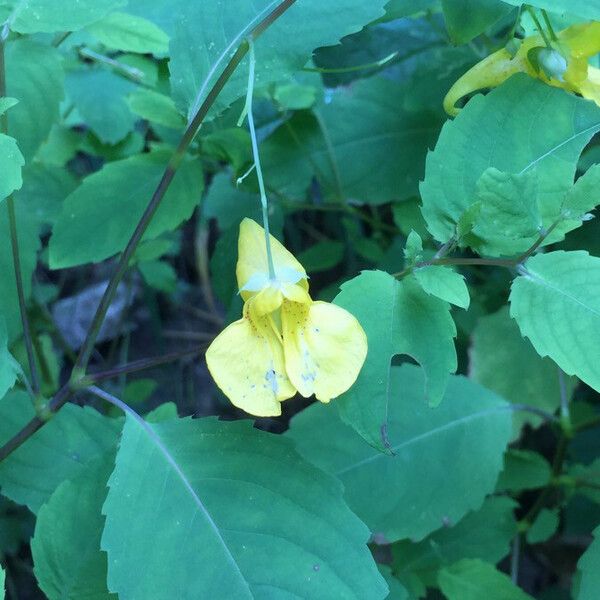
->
(471, 306), (574, 434)
(128, 89), (185, 129)
(500, 0), (600, 21)
(101, 415), (387, 599)
(5, 39), (64, 160)
(86, 12), (169, 54)
(496, 450), (552, 493)
(421, 75), (600, 245)
(470, 167), (542, 256)
(403, 230), (423, 265)
(169, 0), (389, 120)
(577, 526), (600, 599)
(65, 68), (137, 145)
(334, 271), (457, 450)
(510, 251), (600, 393)
(31, 454), (116, 600)
(49, 152), (204, 268)
(0, 391), (120, 513)
(527, 508), (559, 544)
(438, 559), (534, 600)
(414, 265), (470, 309)
(442, 0), (514, 44)
(287, 365), (512, 542)
(562, 164), (600, 220)
(392, 497), (517, 589)
(3, 0), (125, 33)
(0, 134), (24, 201)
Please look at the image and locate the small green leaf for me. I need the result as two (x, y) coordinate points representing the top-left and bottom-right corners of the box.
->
(0, 319), (21, 400)
(577, 525), (600, 599)
(288, 365), (512, 542)
(438, 559), (534, 600)
(527, 508), (559, 544)
(86, 12), (170, 54)
(403, 230), (423, 265)
(0, 134), (24, 201)
(510, 251), (600, 394)
(138, 260), (177, 292)
(101, 416), (387, 599)
(128, 89), (185, 129)
(441, 0), (514, 44)
(273, 83), (318, 110)
(378, 565), (409, 600)
(0, 97), (18, 115)
(414, 265), (470, 309)
(297, 240), (344, 273)
(334, 271), (457, 450)
(496, 450), (552, 493)
(562, 164), (600, 220)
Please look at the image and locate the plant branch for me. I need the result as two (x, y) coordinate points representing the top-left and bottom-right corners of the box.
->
(0, 38), (40, 397)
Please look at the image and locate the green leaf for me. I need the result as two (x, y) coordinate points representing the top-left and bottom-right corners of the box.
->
(470, 167), (542, 256)
(3, 0), (125, 33)
(442, 0), (514, 44)
(169, 0), (389, 120)
(510, 251), (600, 394)
(527, 508), (559, 544)
(101, 416), (387, 599)
(0, 319), (19, 400)
(500, 0), (600, 21)
(0, 391), (120, 513)
(6, 39), (64, 160)
(471, 306), (574, 433)
(438, 559), (534, 600)
(496, 450), (552, 493)
(86, 12), (169, 54)
(334, 271), (457, 450)
(413, 265), (470, 309)
(65, 68), (137, 145)
(0, 97), (18, 116)
(0, 563), (4, 598)
(0, 200), (40, 343)
(287, 365), (512, 542)
(49, 152), (204, 268)
(31, 454), (116, 600)
(421, 75), (600, 244)
(262, 77), (442, 204)
(297, 241), (345, 273)
(138, 260), (177, 293)
(382, 0), (437, 20)
(378, 565), (409, 600)
(0, 134), (24, 201)
(577, 526), (600, 599)
(562, 164), (600, 221)
(128, 89), (185, 129)
(403, 230), (424, 265)
(392, 497), (517, 589)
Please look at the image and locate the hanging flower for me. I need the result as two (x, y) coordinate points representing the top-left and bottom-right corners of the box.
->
(444, 22), (600, 116)
(206, 218), (368, 417)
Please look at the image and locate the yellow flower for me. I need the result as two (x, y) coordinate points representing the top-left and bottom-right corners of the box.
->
(444, 22), (600, 116)
(206, 218), (368, 417)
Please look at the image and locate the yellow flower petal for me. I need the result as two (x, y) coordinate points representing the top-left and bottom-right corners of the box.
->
(281, 300), (368, 403)
(236, 218), (308, 298)
(579, 66), (600, 104)
(206, 300), (296, 416)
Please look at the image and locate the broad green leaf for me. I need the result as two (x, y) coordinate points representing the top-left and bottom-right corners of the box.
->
(65, 68), (137, 145)
(500, 0), (600, 21)
(101, 416), (387, 599)
(527, 508), (559, 544)
(562, 164), (600, 220)
(0, 200), (39, 343)
(169, 0), (389, 120)
(0, 97), (18, 116)
(471, 306), (574, 433)
(5, 39), (64, 160)
(334, 271), (457, 450)
(86, 12), (169, 54)
(297, 241), (345, 273)
(378, 566), (409, 600)
(392, 497), (516, 589)
(0, 134), (24, 201)
(413, 265), (470, 309)
(469, 168), (542, 256)
(510, 251), (600, 394)
(49, 152), (204, 268)
(0, 320), (19, 400)
(442, 0), (514, 44)
(31, 454), (116, 600)
(2, 0), (125, 33)
(438, 559), (534, 600)
(128, 89), (185, 129)
(496, 450), (552, 492)
(577, 526), (600, 599)
(287, 365), (512, 542)
(0, 391), (120, 513)
(262, 77), (442, 204)
(35, 125), (84, 167)
(421, 75), (600, 244)
(201, 129), (251, 173)
(138, 260), (177, 293)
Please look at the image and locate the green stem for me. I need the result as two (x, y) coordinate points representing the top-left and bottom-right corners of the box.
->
(78, 47), (146, 83)
(540, 9), (559, 42)
(243, 37), (276, 280)
(0, 39), (40, 397)
(526, 6), (552, 48)
(303, 51), (399, 74)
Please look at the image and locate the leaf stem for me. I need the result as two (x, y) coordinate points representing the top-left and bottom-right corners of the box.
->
(540, 9), (559, 43)
(242, 37), (276, 280)
(0, 38), (40, 398)
(526, 6), (552, 48)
